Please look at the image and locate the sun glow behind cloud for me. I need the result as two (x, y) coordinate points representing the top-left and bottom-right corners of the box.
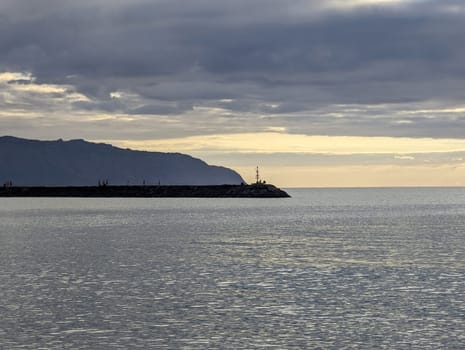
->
(0, 71), (89, 106)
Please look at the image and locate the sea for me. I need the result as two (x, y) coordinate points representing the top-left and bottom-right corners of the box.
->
(1, 188), (465, 349)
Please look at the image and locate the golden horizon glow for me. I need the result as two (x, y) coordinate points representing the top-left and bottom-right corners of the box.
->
(97, 133), (465, 187)
(235, 164), (465, 188)
(104, 133), (465, 155)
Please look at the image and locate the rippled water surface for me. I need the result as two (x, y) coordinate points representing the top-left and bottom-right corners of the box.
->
(1, 188), (465, 349)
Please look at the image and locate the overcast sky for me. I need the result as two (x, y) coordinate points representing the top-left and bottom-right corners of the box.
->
(2, 0), (465, 186)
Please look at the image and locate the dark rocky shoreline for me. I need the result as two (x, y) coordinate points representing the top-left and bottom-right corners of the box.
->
(0, 184), (290, 198)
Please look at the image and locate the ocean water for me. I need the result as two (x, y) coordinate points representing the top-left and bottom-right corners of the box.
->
(1, 188), (465, 349)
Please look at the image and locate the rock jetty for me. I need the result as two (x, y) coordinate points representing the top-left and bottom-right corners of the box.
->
(0, 184), (290, 198)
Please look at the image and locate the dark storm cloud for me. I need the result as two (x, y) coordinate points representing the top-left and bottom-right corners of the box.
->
(2, 0), (465, 138)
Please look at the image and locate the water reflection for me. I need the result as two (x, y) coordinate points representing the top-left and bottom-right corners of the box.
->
(1, 188), (465, 349)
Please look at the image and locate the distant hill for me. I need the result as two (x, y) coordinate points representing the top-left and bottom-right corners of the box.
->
(0, 136), (245, 186)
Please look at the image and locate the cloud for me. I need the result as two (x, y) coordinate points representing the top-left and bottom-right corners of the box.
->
(1, 0), (465, 141)
(394, 155), (415, 160)
(107, 133), (465, 155)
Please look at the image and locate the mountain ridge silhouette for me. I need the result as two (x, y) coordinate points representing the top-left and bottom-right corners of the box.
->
(0, 136), (244, 186)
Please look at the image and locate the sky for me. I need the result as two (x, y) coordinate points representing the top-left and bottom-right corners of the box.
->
(2, 0), (465, 187)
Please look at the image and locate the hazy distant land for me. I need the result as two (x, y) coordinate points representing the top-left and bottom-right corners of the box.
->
(0, 136), (244, 186)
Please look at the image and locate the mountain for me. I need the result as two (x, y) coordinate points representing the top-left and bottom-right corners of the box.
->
(0, 136), (245, 186)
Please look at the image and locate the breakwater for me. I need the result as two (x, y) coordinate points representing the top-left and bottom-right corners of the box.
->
(0, 184), (290, 198)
